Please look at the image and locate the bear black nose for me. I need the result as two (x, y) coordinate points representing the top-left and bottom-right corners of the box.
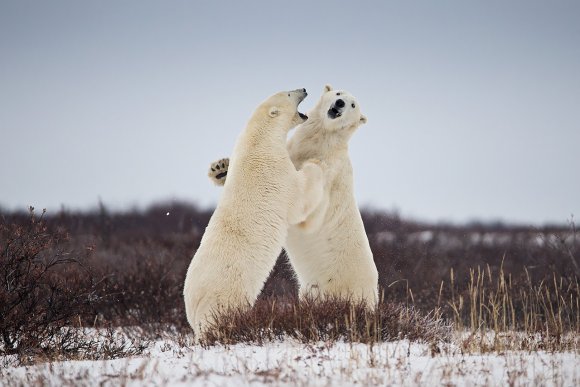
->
(302, 88), (306, 92)
(335, 99), (345, 108)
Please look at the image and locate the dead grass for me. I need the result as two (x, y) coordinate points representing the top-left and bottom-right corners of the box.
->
(444, 259), (579, 352)
(202, 296), (451, 346)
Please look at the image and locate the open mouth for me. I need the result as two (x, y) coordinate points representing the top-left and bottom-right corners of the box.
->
(296, 89), (308, 121)
(327, 106), (342, 119)
(215, 171), (227, 179)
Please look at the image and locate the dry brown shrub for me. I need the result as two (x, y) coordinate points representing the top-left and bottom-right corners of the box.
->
(202, 296), (451, 346)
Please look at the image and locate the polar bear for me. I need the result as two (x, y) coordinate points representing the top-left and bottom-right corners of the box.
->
(208, 85), (379, 307)
(184, 88), (324, 339)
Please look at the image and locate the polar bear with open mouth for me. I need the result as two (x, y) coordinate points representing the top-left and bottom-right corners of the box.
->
(184, 88), (324, 339)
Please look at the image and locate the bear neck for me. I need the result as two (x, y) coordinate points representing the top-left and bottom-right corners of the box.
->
(241, 116), (290, 149)
(297, 116), (354, 152)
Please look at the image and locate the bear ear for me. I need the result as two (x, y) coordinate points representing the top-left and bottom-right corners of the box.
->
(324, 84), (333, 92)
(269, 106), (280, 118)
(360, 114), (367, 124)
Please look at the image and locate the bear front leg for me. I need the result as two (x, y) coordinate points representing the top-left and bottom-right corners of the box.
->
(208, 158), (230, 186)
(297, 188), (329, 233)
(288, 160), (324, 225)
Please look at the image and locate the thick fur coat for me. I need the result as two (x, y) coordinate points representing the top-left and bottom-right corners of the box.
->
(184, 89), (323, 339)
(285, 85), (378, 306)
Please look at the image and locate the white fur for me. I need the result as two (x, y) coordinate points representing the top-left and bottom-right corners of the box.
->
(207, 85), (378, 308)
(184, 89), (323, 339)
(285, 85), (378, 306)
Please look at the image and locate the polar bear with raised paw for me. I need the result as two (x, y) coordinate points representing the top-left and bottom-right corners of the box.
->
(184, 88), (324, 340)
(208, 85), (378, 307)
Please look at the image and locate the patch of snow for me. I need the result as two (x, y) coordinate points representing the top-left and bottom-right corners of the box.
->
(1, 339), (578, 386)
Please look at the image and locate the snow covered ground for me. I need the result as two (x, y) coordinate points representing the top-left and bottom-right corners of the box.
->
(2, 338), (578, 386)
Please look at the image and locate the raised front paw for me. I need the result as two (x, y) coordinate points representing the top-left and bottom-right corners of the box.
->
(208, 158), (230, 186)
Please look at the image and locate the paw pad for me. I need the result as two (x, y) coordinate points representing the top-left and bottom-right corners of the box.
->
(208, 158), (230, 186)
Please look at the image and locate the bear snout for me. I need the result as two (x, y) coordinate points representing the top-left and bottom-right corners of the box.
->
(327, 101), (343, 119)
(295, 88), (308, 103)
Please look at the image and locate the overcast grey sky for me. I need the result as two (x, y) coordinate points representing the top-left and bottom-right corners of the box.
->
(1, 1), (579, 224)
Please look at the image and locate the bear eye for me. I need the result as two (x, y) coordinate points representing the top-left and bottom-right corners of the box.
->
(336, 92), (341, 96)
(351, 103), (356, 108)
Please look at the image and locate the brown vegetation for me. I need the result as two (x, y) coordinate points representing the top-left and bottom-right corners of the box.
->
(203, 296), (450, 346)
(0, 202), (578, 363)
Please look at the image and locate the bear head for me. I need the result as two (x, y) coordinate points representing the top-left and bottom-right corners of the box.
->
(314, 84), (367, 133)
(257, 88), (309, 130)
